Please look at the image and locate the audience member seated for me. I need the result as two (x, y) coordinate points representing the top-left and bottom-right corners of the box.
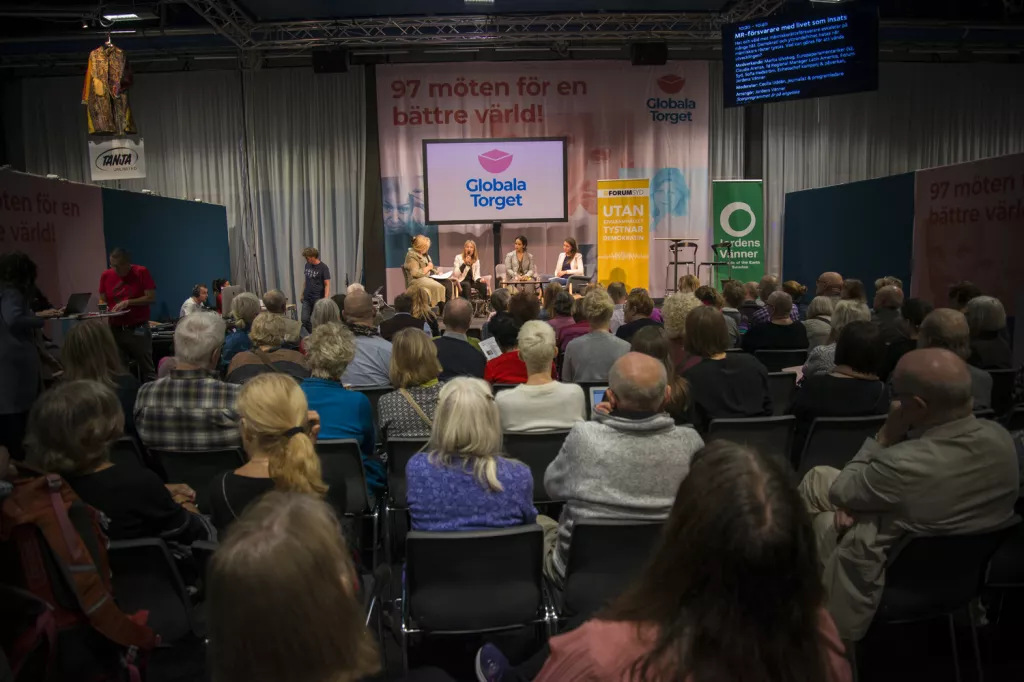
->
(136, 312), (242, 452)
(615, 289), (661, 342)
(789, 321), (889, 456)
(61, 319), (140, 435)
(721, 280), (747, 332)
(379, 293), (428, 341)
(409, 286), (441, 337)
(379, 329), (443, 440)
(784, 280), (809, 320)
(661, 291), (701, 368)
(879, 298), (933, 382)
(484, 441), (851, 682)
(841, 278), (867, 304)
(543, 353), (703, 585)
(407, 377), (537, 530)
(750, 275), (800, 326)
(482, 288), (511, 341)
(484, 313), (530, 385)
(209, 373), (327, 533)
(804, 296), (835, 350)
(682, 307), (772, 432)
(263, 289), (305, 347)
(301, 322), (383, 493)
(949, 280), (982, 312)
(678, 273), (700, 295)
(434, 298), (486, 380)
(803, 300), (872, 379)
(557, 297), (591, 354)
(816, 271), (844, 302)
(310, 297), (341, 331)
(871, 285), (905, 344)
(607, 281), (628, 334)
(740, 281), (763, 321)
(965, 295), (1013, 369)
(341, 292), (392, 387)
(630, 326), (692, 425)
(741, 291), (809, 354)
(221, 292), (260, 372)
(206, 493), (381, 682)
(227, 313), (309, 384)
(508, 289), (541, 326)
(539, 281), (563, 321)
(917, 308), (993, 409)
(497, 321), (586, 431)
(563, 289), (631, 383)
(874, 275), (904, 291)
(28, 380), (214, 543)
(696, 285), (739, 347)
(547, 291), (576, 337)
(799, 348), (1019, 641)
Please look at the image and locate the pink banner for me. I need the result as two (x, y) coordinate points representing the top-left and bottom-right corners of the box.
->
(376, 61), (710, 299)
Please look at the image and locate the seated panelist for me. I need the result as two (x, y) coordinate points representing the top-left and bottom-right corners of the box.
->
(503, 235), (535, 284)
(547, 236), (583, 287)
(453, 239), (488, 300)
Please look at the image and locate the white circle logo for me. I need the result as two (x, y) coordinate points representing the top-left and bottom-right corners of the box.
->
(719, 202), (756, 238)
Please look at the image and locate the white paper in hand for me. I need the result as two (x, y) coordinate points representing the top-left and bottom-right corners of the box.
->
(430, 271), (453, 280)
(478, 337), (502, 362)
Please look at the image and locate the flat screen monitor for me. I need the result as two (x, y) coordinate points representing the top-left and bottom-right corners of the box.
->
(422, 137), (568, 224)
(722, 5), (879, 108)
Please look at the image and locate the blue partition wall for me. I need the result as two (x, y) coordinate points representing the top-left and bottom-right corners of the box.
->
(101, 189), (231, 320)
(783, 173), (915, 301)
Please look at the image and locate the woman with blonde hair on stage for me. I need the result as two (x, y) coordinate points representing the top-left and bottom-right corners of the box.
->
(404, 234), (447, 308)
(453, 239), (488, 301)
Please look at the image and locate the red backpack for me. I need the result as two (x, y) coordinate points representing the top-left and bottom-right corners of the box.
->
(0, 465), (157, 681)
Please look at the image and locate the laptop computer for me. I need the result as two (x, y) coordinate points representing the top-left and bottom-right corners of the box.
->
(63, 292), (92, 316)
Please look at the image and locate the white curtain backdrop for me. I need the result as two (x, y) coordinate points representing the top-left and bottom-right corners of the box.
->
(709, 60), (745, 182)
(12, 67), (366, 304)
(764, 62), (1024, 275)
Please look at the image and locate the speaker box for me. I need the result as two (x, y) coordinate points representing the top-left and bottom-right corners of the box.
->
(312, 49), (349, 74)
(630, 42), (668, 66)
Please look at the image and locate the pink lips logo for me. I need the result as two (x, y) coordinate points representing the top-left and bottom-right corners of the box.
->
(478, 149), (514, 174)
(657, 75), (686, 94)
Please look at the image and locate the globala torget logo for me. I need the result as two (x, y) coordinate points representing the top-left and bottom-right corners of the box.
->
(466, 149), (525, 210)
(647, 75), (697, 124)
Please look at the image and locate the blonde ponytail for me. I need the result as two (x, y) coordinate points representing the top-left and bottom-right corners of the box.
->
(270, 432), (327, 496)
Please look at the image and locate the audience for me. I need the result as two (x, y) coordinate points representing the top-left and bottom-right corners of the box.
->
(676, 273), (699, 295)
(661, 291), (701, 368)
(563, 289), (631, 383)
(539, 281), (564, 321)
(546, 291), (576, 337)
(434, 298), (486, 380)
(557, 297), (591, 353)
(221, 291), (261, 371)
(482, 288), (512, 341)
(341, 292), (392, 387)
(379, 328), (443, 440)
(300, 322), (383, 493)
(61, 319), (140, 436)
(741, 291), (809, 354)
(783, 280), (809, 320)
(497, 321), (586, 431)
(226, 313), (309, 384)
(696, 285), (739, 348)
(840, 278), (866, 304)
(965, 295), (1012, 369)
(136, 312), (242, 452)
(484, 313), (531, 385)
(207, 493), (380, 682)
(310, 297), (342, 330)
(544, 353), (703, 585)
(209, 373), (327, 533)
(879, 298), (933, 382)
(799, 348), (1019, 641)
(331, 293), (346, 319)
(741, 281), (763, 320)
(630, 326), (691, 425)
(682, 306), (772, 432)
(917, 308), (993, 409)
(27, 380), (214, 543)
(949, 280), (982, 311)
(721, 280), (747, 331)
(804, 295), (835, 350)
(803, 300), (872, 379)
(508, 290), (541, 326)
(607, 281), (628, 333)
(789, 321), (889, 457)
(871, 285), (905, 344)
(750, 275), (800, 326)
(380, 293), (427, 341)
(262, 289), (305, 347)
(874, 275), (904, 291)
(409, 286), (441, 337)
(615, 289), (660, 342)
(407, 377), (537, 531)
(816, 271), (844, 301)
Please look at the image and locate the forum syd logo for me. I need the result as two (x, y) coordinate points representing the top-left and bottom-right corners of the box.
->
(478, 149), (514, 173)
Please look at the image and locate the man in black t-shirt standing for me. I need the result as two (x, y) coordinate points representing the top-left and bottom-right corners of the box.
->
(301, 247), (331, 332)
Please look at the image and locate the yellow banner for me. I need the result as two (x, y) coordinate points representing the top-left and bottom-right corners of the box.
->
(597, 178), (650, 291)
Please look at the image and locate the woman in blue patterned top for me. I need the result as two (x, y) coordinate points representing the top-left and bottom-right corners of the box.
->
(406, 377), (536, 531)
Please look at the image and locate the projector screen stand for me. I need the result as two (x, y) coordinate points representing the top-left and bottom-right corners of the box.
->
(492, 221), (502, 271)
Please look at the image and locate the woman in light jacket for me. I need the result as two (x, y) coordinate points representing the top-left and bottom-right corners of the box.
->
(503, 235), (535, 286)
(453, 239), (488, 301)
(403, 234), (447, 308)
(548, 237), (584, 287)
(803, 295), (834, 350)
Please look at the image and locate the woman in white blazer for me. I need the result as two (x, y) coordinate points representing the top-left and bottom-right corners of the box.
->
(453, 240), (488, 300)
(548, 237), (584, 287)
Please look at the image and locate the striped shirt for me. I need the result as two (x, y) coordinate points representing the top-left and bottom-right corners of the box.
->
(135, 368), (242, 452)
(750, 302), (801, 326)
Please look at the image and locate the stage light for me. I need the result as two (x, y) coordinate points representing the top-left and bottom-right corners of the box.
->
(102, 13), (140, 21)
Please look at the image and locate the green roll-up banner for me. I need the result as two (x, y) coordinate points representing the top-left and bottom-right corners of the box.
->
(711, 179), (764, 287)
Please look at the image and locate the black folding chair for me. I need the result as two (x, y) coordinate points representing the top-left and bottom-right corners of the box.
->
(503, 430), (571, 504)
(148, 448), (246, 511)
(796, 415), (887, 475)
(766, 372), (796, 416)
(857, 516), (1021, 682)
(753, 349), (808, 372)
(317, 439), (379, 567)
(706, 415), (796, 462)
(384, 437), (429, 563)
(988, 369), (1015, 417)
(354, 385), (393, 443)
(561, 520), (663, 619)
(401, 525), (553, 672)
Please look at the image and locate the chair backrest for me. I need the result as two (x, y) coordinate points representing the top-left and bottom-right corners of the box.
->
(988, 369), (1016, 416)
(576, 382), (609, 415)
(107, 538), (196, 643)
(766, 372), (796, 416)
(754, 349), (808, 372)
(110, 436), (145, 469)
(1007, 406), (1024, 431)
(316, 439), (367, 515)
(706, 415), (796, 462)
(149, 448), (246, 510)
(796, 415), (887, 476)
(386, 437), (429, 508)
(563, 520), (663, 617)
(406, 525), (544, 632)
(503, 430), (571, 502)
(875, 516), (1021, 624)
(354, 385), (393, 442)
(495, 264), (507, 284)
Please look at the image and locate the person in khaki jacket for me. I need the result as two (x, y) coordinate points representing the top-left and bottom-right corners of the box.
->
(800, 347), (1019, 641)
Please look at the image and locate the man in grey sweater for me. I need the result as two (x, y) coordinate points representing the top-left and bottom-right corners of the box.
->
(562, 288), (631, 383)
(543, 352), (704, 584)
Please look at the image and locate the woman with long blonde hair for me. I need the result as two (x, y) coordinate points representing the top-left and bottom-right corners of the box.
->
(406, 377), (537, 531)
(409, 286), (440, 336)
(455, 239), (488, 301)
(61, 319), (140, 434)
(207, 373), (326, 533)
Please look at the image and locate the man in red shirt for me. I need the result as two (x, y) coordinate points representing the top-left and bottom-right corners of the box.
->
(98, 248), (157, 381)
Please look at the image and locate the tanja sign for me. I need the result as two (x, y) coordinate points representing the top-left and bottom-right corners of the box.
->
(88, 137), (146, 180)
